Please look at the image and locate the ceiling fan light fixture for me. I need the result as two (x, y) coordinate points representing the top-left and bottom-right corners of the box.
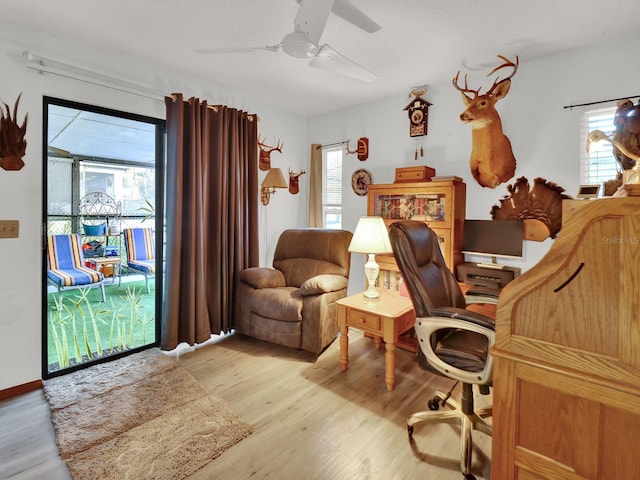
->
(282, 31), (318, 58)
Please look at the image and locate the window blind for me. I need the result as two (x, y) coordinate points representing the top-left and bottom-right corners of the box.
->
(580, 105), (618, 184)
(322, 147), (342, 229)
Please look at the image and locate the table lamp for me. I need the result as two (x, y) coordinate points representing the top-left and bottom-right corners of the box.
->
(348, 216), (393, 299)
(261, 167), (288, 205)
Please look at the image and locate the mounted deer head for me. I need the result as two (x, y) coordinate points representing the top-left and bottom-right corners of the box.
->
(288, 168), (306, 194)
(453, 55), (519, 188)
(258, 136), (283, 171)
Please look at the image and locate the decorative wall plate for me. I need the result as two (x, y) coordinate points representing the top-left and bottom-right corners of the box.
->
(351, 168), (372, 196)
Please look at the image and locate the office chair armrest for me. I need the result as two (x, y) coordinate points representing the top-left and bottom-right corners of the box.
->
(430, 307), (495, 330)
(415, 314), (495, 385)
(464, 286), (500, 305)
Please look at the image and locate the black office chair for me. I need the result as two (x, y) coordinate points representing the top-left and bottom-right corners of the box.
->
(388, 221), (497, 480)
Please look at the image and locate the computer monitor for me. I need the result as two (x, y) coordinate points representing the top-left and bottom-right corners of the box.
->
(461, 219), (524, 268)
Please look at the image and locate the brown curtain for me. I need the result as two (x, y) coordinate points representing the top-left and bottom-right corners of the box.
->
(308, 144), (323, 227)
(162, 94), (259, 350)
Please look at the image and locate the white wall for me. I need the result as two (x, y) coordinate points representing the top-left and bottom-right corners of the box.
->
(310, 36), (640, 293)
(0, 21), (307, 391)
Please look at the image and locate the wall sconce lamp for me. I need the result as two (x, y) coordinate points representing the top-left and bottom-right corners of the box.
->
(348, 216), (393, 299)
(261, 167), (288, 205)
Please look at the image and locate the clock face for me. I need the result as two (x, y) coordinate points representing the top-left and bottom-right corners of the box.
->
(411, 109), (424, 125)
(351, 168), (372, 196)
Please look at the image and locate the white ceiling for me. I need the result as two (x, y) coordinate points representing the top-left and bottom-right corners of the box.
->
(2, 0), (640, 117)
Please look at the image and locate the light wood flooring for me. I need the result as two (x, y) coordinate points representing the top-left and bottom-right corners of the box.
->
(0, 331), (492, 479)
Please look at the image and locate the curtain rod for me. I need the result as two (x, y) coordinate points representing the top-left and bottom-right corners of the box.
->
(563, 95), (640, 110)
(23, 51), (166, 102)
(318, 140), (349, 148)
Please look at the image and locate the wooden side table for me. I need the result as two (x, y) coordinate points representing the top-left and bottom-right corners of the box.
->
(337, 289), (415, 391)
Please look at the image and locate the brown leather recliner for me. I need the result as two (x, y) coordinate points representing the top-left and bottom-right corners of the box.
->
(388, 220), (497, 480)
(234, 228), (353, 355)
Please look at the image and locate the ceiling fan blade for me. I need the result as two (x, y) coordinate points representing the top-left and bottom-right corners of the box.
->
(309, 44), (377, 82)
(293, 0), (334, 45)
(195, 45), (280, 54)
(331, 0), (381, 33)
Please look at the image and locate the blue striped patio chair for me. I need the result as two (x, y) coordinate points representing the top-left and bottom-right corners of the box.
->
(47, 234), (106, 301)
(122, 228), (156, 294)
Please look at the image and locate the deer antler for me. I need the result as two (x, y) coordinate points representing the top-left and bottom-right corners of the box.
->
(258, 136), (284, 153)
(453, 55), (519, 98)
(485, 55), (519, 95)
(288, 168), (306, 178)
(345, 140), (358, 155)
(452, 71), (480, 98)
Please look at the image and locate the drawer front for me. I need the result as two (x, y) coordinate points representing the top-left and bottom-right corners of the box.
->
(347, 309), (381, 332)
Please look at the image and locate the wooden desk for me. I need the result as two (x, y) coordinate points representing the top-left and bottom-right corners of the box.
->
(337, 289), (415, 391)
(492, 197), (640, 479)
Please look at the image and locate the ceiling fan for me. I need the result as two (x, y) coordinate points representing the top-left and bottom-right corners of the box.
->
(195, 0), (380, 82)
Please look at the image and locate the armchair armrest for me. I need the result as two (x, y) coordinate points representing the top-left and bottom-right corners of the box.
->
(299, 274), (348, 296)
(239, 267), (286, 289)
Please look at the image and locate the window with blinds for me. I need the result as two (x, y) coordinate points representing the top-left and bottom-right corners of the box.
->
(580, 105), (619, 184)
(322, 147), (342, 229)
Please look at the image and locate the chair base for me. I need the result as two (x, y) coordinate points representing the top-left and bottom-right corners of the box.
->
(119, 269), (153, 294)
(407, 386), (492, 478)
(49, 279), (106, 303)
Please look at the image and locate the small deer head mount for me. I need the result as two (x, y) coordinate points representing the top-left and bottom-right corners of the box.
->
(346, 137), (369, 161)
(258, 136), (283, 171)
(288, 168), (306, 194)
(453, 55), (519, 188)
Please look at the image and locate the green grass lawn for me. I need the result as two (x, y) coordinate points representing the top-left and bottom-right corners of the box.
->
(46, 278), (156, 372)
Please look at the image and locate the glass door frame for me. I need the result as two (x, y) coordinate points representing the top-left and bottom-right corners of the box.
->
(41, 96), (165, 379)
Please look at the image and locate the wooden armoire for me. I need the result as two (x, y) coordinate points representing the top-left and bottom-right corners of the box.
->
(492, 197), (640, 479)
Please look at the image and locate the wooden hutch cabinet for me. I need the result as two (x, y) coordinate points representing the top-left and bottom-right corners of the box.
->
(492, 197), (640, 479)
(366, 179), (466, 289)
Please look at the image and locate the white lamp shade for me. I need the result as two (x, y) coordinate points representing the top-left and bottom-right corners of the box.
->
(348, 216), (392, 254)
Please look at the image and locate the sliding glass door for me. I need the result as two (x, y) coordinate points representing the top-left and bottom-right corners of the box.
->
(43, 97), (165, 377)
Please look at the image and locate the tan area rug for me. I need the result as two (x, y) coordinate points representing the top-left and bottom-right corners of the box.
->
(43, 348), (252, 480)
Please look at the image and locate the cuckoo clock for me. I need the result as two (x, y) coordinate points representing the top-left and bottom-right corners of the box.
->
(403, 91), (432, 137)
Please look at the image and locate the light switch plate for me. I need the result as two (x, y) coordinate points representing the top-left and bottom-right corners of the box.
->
(0, 220), (19, 238)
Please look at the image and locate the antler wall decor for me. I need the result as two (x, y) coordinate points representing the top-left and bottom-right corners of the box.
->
(258, 135), (283, 171)
(345, 137), (369, 161)
(0, 93), (28, 171)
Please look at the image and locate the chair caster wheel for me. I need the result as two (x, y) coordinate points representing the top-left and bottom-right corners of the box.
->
(428, 397), (440, 410)
(463, 473), (476, 480)
(407, 425), (414, 438)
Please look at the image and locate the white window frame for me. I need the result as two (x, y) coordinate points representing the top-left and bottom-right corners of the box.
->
(322, 146), (343, 229)
(580, 104), (619, 185)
